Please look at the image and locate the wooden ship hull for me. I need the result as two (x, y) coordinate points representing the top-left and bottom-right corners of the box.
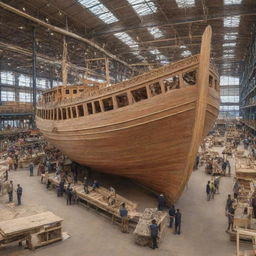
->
(36, 26), (220, 203)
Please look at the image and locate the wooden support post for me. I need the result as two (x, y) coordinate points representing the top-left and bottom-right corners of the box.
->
(159, 79), (165, 93)
(92, 102), (96, 114)
(62, 36), (68, 86)
(179, 73), (185, 88)
(83, 104), (88, 115)
(105, 58), (110, 85)
(112, 96), (118, 109)
(60, 108), (63, 120)
(127, 91), (134, 104)
(146, 85), (151, 98)
(99, 100), (104, 112)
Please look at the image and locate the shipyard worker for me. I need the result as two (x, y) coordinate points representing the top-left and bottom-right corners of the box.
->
(175, 209), (182, 235)
(168, 205), (176, 228)
(59, 178), (65, 197)
(83, 176), (89, 194)
(210, 181), (215, 200)
(119, 203), (129, 233)
(226, 204), (235, 233)
(195, 154), (200, 169)
(233, 179), (240, 198)
(92, 180), (99, 190)
(158, 194), (165, 211)
(226, 160), (231, 177)
(7, 180), (13, 202)
(225, 194), (233, 214)
(206, 181), (211, 201)
(221, 161), (227, 176)
(29, 162), (34, 176)
(66, 183), (73, 205)
(149, 219), (159, 249)
(16, 184), (23, 205)
(214, 177), (220, 194)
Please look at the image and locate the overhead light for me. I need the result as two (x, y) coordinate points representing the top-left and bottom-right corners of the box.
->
(18, 26), (24, 30)
(114, 32), (138, 49)
(50, 32), (54, 36)
(78, 0), (118, 24)
(223, 42), (236, 47)
(224, 16), (240, 27)
(181, 50), (191, 57)
(45, 18), (49, 22)
(22, 7), (26, 11)
(224, 0), (242, 5)
(180, 45), (187, 49)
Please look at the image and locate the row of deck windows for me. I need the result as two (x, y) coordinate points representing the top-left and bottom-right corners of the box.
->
(37, 72), (218, 120)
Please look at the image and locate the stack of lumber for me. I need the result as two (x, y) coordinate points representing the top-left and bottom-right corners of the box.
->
(134, 208), (168, 246)
(0, 211), (63, 250)
(199, 150), (219, 165)
(235, 158), (256, 179)
(19, 152), (45, 168)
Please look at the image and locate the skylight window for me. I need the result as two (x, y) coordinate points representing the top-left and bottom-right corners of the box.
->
(78, 0), (118, 24)
(149, 49), (161, 55)
(127, 0), (157, 16)
(114, 32), (138, 48)
(156, 55), (167, 60)
(223, 49), (234, 54)
(181, 50), (192, 57)
(176, 0), (195, 8)
(149, 49), (167, 61)
(224, 32), (238, 40)
(224, 16), (240, 27)
(160, 60), (170, 65)
(147, 27), (163, 39)
(223, 42), (236, 47)
(224, 0), (242, 5)
(223, 54), (235, 58)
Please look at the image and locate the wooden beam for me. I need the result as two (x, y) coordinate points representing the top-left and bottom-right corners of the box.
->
(0, 42), (107, 80)
(0, 1), (136, 71)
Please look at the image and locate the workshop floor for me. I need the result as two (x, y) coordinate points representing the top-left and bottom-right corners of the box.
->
(0, 146), (247, 256)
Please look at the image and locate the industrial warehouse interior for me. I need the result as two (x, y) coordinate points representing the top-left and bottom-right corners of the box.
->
(0, 0), (256, 255)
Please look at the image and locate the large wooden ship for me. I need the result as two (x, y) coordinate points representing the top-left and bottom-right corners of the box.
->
(36, 26), (220, 203)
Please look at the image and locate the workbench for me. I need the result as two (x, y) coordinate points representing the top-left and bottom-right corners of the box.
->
(43, 174), (139, 225)
(0, 211), (63, 250)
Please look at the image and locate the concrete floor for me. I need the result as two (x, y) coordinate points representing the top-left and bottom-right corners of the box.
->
(1, 146), (242, 256)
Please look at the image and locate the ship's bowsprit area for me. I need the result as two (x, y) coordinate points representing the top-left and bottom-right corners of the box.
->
(0, 1), (255, 255)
